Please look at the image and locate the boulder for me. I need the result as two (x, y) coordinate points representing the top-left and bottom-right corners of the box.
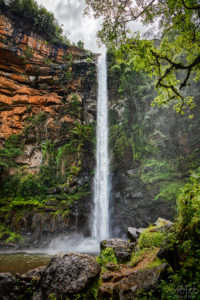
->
(100, 239), (135, 262)
(0, 273), (19, 300)
(127, 227), (139, 242)
(154, 217), (173, 227)
(113, 264), (167, 300)
(23, 266), (45, 278)
(137, 228), (146, 235)
(18, 266), (45, 284)
(33, 252), (100, 299)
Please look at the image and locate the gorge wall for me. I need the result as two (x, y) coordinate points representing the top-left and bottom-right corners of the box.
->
(0, 8), (97, 248)
(107, 54), (200, 237)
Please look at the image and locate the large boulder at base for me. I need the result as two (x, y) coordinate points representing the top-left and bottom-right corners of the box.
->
(113, 264), (167, 300)
(100, 239), (135, 262)
(33, 252), (100, 299)
(0, 273), (20, 300)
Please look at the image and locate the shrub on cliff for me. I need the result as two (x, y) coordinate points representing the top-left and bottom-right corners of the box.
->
(3, 0), (68, 44)
(0, 134), (23, 176)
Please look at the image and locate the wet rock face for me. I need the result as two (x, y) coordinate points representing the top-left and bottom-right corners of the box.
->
(33, 252), (100, 299)
(0, 11), (97, 147)
(100, 239), (135, 263)
(127, 227), (139, 243)
(109, 173), (174, 237)
(99, 263), (168, 299)
(0, 273), (19, 300)
(112, 264), (167, 300)
(0, 10), (97, 247)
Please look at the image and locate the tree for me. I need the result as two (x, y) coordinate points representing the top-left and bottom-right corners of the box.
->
(85, 0), (200, 112)
(5, 0), (65, 44)
(77, 40), (85, 49)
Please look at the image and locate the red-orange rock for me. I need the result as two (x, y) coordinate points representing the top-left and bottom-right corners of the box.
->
(0, 10), (91, 140)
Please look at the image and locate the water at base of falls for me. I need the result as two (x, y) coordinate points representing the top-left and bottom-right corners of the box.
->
(48, 234), (100, 255)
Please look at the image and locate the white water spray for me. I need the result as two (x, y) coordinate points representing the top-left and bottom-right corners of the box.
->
(92, 51), (110, 241)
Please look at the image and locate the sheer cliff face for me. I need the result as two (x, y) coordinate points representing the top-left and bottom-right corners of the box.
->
(0, 11), (97, 166)
(0, 11), (97, 247)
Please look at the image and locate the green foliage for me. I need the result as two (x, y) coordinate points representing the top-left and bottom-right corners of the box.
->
(130, 248), (150, 267)
(71, 93), (79, 101)
(66, 53), (73, 62)
(0, 134), (23, 173)
(155, 182), (184, 202)
(69, 94), (81, 116)
(43, 56), (51, 65)
(77, 40), (84, 49)
(86, 57), (93, 64)
(142, 172), (200, 299)
(0, 224), (22, 243)
(17, 174), (46, 198)
(96, 247), (118, 266)
(109, 124), (132, 160)
(0, 173), (20, 196)
(24, 111), (47, 142)
(140, 159), (184, 203)
(38, 165), (58, 187)
(5, 0), (69, 44)
(24, 47), (33, 59)
(160, 280), (198, 300)
(176, 167), (200, 239)
(141, 160), (174, 184)
(86, 0), (200, 110)
(138, 228), (167, 250)
(65, 70), (72, 81)
(145, 257), (165, 270)
(73, 279), (99, 300)
(48, 294), (56, 300)
(26, 110), (46, 125)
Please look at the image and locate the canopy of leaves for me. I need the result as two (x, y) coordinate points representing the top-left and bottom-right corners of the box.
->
(85, 0), (200, 111)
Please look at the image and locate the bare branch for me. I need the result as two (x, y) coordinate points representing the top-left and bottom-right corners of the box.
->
(180, 69), (191, 89)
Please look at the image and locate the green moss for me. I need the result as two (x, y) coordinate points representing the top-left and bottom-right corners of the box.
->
(130, 247), (163, 269)
(43, 56), (51, 65)
(48, 294), (57, 300)
(0, 224), (22, 243)
(96, 247), (118, 266)
(138, 228), (167, 249)
(17, 174), (47, 198)
(145, 257), (165, 269)
(130, 248), (149, 267)
(176, 167), (200, 235)
(65, 70), (72, 81)
(0, 117), (94, 244)
(24, 47), (33, 59)
(0, 134), (23, 173)
(73, 278), (99, 300)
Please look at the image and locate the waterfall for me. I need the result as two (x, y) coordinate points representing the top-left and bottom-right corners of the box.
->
(48, 51), (110, 254)
(92, 51), (109, 242)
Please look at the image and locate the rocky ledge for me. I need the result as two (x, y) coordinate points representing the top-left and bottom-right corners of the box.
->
(0, 218), (175, 300)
